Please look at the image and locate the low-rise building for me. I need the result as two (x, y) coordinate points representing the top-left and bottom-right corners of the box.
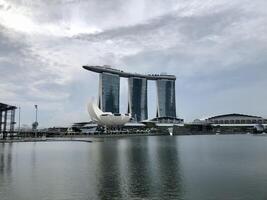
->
(0, 103), (17, 139)
(205, 114), (267, 125)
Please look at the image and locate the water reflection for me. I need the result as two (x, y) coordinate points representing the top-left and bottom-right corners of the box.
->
(3, 136), (267, 200)
(121, 137), (153, 199)
(94, 137), (184, 200)
(95, 140), (122, 200)
(0, 143), (13, 200)
(154, 137), (184, 199)
(0, 143), (13, 175)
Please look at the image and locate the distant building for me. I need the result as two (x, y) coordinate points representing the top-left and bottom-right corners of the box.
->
(150, 116), (184, 124)
(128, 77), (148, 121)
(99, 72), (120, 113)
(83, 65), (179, 122)
(0, 103), (17, 139)
(88, 100), (130, 127)
(205, 114), (267, 125)
(156, 79), (176, 117)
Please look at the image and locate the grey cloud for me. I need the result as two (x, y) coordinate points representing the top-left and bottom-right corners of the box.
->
(0, 0), (267, 126)
(75, 6), (257, 59)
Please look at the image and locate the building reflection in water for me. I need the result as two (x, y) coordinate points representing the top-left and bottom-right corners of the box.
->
(0, 137), (185, 200)
(0, 143), (13, 175)
(93, 140), (123, 200)
(153, 137), (185, 199)
(0, 143), (13, 199)
(95, 137), (185, 200)
(2, 136), (267, 200)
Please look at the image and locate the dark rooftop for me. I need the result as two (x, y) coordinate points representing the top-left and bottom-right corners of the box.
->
(0, 103), (17, 111)
(208, 113), (263, 120)
(83, 65), (176, 80)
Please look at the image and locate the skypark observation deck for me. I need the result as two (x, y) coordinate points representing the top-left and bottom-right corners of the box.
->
(82, 65), (176, 80)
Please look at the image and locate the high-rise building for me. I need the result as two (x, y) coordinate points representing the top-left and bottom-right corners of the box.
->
(128, 77), (148, 121)
(99, 72), (120, 113)
(156, 79), (176, 117)
(83, 65), (177, 121)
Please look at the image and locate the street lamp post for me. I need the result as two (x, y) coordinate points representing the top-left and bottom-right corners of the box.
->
(34, 105), (38, 137)
(18, 106), (21, 134)
(34, 105), (38, 122)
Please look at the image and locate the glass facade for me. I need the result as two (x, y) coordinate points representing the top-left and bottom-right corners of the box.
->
(128, 77), (148, 121)
(156, 79), (176, 117)
(99, 72), (120, 113)
(97, 71), (177, 118)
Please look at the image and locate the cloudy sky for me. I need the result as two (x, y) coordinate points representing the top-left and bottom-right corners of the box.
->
(0, 0), (267, 127)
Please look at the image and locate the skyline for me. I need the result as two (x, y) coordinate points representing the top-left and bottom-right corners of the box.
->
(0, 0), (267, 127)
(83, 65), (177, 121)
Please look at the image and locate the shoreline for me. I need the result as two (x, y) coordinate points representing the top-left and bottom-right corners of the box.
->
(1, 133), (264, 143)
(0, 133), (164, 143)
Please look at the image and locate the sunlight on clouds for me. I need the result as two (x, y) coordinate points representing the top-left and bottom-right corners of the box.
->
(0, 0), (101, 36)
(64, 23), (101, 36)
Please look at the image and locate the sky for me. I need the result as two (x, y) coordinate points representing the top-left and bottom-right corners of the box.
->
(0, 0), (267, 128)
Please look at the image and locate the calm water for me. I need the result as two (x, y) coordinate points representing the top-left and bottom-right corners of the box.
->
(1, 135), (267, 200)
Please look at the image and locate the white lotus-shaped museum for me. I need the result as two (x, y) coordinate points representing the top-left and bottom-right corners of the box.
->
(87, 100), (131, 126)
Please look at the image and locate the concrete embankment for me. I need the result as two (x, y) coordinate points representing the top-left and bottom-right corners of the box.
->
(0, 138), (94, 143)
(0, 132), (168, 143)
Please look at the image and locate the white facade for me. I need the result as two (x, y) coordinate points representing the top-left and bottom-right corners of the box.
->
(87, 100), (131, 126)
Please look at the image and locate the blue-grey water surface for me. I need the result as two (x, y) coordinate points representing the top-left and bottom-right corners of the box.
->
(1, 135), (267, 200)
